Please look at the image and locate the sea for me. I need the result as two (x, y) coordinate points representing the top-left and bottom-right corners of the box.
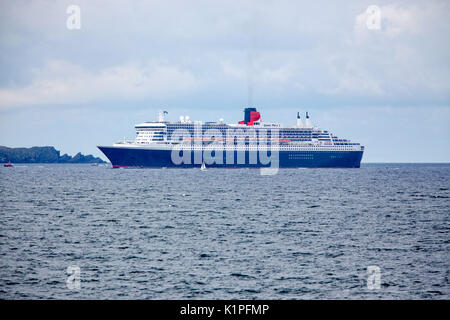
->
(0, 163), (449, 299)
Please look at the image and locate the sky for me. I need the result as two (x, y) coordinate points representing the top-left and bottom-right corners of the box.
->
(0, 0), (449, 162)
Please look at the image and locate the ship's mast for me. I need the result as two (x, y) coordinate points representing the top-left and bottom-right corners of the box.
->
(158, 110), (168, 122)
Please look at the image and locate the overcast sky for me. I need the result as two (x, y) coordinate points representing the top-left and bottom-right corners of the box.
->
(0, 0), (449, 162)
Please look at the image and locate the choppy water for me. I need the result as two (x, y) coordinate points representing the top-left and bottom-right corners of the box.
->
(0, 163), (449, 299)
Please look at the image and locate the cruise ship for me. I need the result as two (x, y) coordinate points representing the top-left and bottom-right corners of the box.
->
(98, 108), (364, 169)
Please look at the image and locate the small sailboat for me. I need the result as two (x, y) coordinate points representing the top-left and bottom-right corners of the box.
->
(200, 162), (207, 171)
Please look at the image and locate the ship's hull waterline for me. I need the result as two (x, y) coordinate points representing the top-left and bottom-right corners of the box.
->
(98, 146), (363, 168)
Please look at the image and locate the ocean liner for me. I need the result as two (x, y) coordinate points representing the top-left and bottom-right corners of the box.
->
(98, 108), (364, 168)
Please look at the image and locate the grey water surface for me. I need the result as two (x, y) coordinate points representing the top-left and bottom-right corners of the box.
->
(0, 163), (449, 299)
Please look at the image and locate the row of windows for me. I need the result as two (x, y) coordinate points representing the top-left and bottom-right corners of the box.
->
(288, 155), (314, 159)
(145, 123), (337, 136)
(134, 124), (358, 145)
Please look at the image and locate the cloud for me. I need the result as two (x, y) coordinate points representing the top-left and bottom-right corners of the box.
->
(0, 0), (449, 110)
(220, 59), (294, 84)
(354, 4), (419, 38)
(354, 2), (450, 39)
(319, 55), (385, 96)
(0, 60), (200, 109)
(320, 1), (450, 98)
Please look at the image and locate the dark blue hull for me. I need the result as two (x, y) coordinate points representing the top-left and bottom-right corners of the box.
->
(98, 146), (363, 168)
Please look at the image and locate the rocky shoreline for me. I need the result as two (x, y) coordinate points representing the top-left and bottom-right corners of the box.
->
(0, 146), (106, 164)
